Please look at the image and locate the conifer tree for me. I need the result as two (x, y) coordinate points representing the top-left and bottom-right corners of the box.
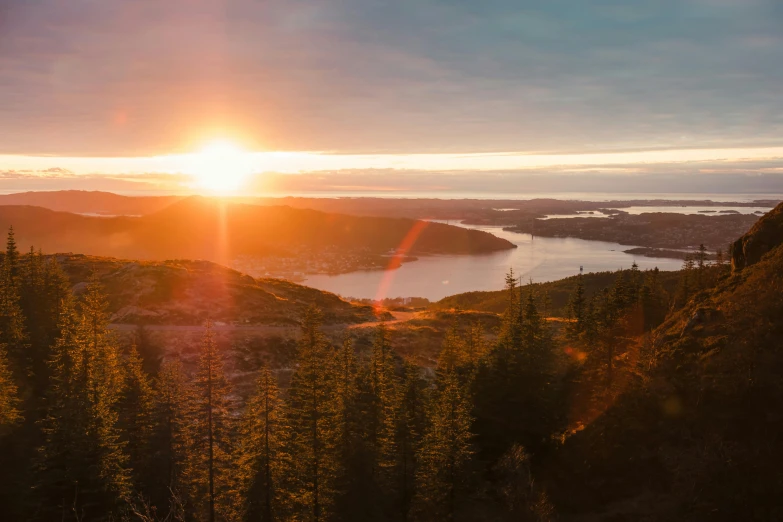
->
(567, 274), (587, 339)
(237, 366), (283, 522)
(522, 287), (545, 352)
(499, 269), (521, 349)
(541, 291), (553, 319)
(696, 244), (709, 289)
(582, 297), (599, 346)
(678, 255), (695, 306)
(0, 343), (21, 429)
(119, 344), (155, 491)
(463, 322), (486, 371)
(184, 322), (235, 522)
(0, 230), (28, 372)
(77, 279), (130, 509)
(150, 357), (190, 513)
(475, 276), (559, 460)
(331, 335), (365, 518)
(436, 322), (465, 374)
(19, 253), (71, 384)
(629, 261), (641, 302)
(133, 323), (162, 375)
(366, 323), (399, 484)
(640, 267), (667, 331)
(36, 285), (130, 521)
(5, 226), (19, 281)
(390, 360), (426, 522)
(413, 369), (473, 522)
(283, 306), (340, 522)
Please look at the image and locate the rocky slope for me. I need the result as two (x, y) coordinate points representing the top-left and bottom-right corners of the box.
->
(730, 200), (783, 271)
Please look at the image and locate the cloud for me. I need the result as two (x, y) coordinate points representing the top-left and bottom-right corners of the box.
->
(0, 167), (188, 193)
(1, 155), (782, 196)
(0, 0), (781, 156)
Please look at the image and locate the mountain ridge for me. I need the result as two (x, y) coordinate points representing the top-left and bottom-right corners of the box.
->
(0, 198), (514, 265)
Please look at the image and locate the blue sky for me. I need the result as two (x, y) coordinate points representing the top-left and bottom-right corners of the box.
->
(0, 0), (782, 193)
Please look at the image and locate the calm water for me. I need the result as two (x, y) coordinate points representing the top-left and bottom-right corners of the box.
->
(303, 223), (685, 301)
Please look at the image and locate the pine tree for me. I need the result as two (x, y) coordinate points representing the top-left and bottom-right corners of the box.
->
(499, 269), (521, 349)
(541, 291), (553, 319)
(567, 274), (587, 339)
(391, 360), (426, 522)
(36, 284), (130, 521)
(119, 344), (155, 491)
(133, 323), (163, 375)
(0, 230), (28, 372)
(463, 322), (486, 371)
(474, 276), (559, 460)
(640, 268), (667, 331)
(612, 270), (630, 311)
(629, 261), (641, 302)
(5, 226), (19, 281)
(150, 357), (190, 513)
(366, 323), (399, 485)
(582, 297), (599, 346)
(522, 286), (545, 352)
(19, 253), (71, 386)
(413, 370), (473, 522)
(0, 343), (21, 429)
(184, 321), (235, 522)
(696, 243), (708, 289)
(437, 322), (465, 374)
(283, 306), (340, 522)
(331, 335), (365, 519)
(77, 279), (130, 510)
(678, 255), (695, 306)
(237, 366), (283, 522)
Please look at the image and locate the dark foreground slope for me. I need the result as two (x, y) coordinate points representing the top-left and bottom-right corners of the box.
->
(548, 202), (783, 521)
(57, 254), (379, 325)
(0, 197), (514, 262)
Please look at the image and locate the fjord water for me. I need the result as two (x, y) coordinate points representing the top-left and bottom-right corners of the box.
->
(304, 222), (685, 301)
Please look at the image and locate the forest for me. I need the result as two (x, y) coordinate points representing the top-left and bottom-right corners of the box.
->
(0, 200), (780, 522)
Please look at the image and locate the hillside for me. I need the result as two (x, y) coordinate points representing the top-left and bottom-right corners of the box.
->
(433, 269), (683, 315)
(0, 197), (514, 265)
(55, 254), (379, 325)
(507, 211), (759, 251)
(0, 190), (182, 216)
(546, 202), (783, 520)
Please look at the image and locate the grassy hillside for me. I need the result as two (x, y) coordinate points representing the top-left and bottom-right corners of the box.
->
(56, 254), (380, 325)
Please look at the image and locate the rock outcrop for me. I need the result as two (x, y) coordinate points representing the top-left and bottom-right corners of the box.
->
(730, 200), (783, 272)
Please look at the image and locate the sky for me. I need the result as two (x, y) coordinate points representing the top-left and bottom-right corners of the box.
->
(1, 0), (782, 195)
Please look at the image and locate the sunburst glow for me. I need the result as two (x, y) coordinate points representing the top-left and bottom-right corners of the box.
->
(188, 140), (255, 193)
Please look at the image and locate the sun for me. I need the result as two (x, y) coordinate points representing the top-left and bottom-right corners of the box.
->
(189, 140), (254, 193)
